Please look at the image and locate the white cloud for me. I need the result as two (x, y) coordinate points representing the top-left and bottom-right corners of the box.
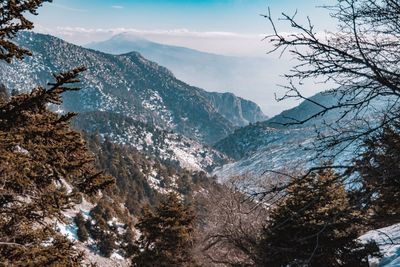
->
(111, 5), (124, 9)
(39, 26), (261, 38)
(34, 26), (270, 56)
(51, 4), (87, 12)
(34, 25), (328, 58)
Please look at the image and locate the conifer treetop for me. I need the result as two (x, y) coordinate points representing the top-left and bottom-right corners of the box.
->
(0, 0), (52, 62)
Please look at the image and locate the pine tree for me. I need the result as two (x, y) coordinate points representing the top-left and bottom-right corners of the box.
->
(0, 1), (114, 265)
(0, 0), (52, 62)
(74, 212), (89, 242)
(85, 199), (121, 257)
(0, 84), (8, 103)
(132, 193), (196, 267)
(0, 68), (114, 266)
(355, 121), (400, 225)
(98, 233), (118, 258)
(257, 169), (380, 267)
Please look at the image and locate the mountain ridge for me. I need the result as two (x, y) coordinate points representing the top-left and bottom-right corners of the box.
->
(87, 32), (286, 116)
(90, 35), (269, 127)
(0, 32), (266, 145)
(213, 91), (361, 179)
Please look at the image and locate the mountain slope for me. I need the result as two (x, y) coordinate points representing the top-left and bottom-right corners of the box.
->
(72, 112), (229, 172)
(204, 92), (266, 126)
(213, 124), (316, 182)
(87, 34), (268, 126)
(87, 33), (281, 116)
(213, 91), (387, 180)
(214, 92), (339, 161)
(0, 32), (265, 145)
(55, 134), (221, 266)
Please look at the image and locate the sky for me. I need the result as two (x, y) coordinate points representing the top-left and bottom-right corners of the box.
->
(31, 0), (336, 116)
(33, 0), (335, 54)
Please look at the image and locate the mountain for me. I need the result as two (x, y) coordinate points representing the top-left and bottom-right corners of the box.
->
(264, 92), (343, 127)
(0, 32), (265, 171)
(0, 32), (231, 264)
(203, 92), (266, 127)
(212, 91), (386, 181)
(214, 92), (340, 160)
(72, 112), (229, 172)
(87, 33), (268, 126)
(0, 32), (223, 144)
(86, 33), (284, 116)
(213, 123), (316, 183)
(0, 32), (265, 145)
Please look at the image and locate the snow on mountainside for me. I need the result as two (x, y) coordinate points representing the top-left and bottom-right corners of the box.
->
(72, 112), (229, 172)
(213, 91), (387, 181)
(52, 136), (216, 266)
(0, 32), (265, 146)
(88, 33), (268, 127)
(56, 199), (130, 267)
(213, 92), (338, 178)
(87, 33), (285, 116)
(0, 32), (267, 171)
(213, 124), (316, 182)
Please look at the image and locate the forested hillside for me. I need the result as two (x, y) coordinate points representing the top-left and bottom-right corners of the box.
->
(2, 0), (400, 266)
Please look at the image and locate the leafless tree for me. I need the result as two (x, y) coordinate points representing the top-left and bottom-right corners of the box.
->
(194, 185), (268, 266)
(246, 3), (400, 264)
(264, 0), (400, 159)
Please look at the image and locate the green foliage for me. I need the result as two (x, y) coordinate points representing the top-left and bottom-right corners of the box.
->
(0, 84), (8, 103)
(85, 135), (161, 214)
(81, 198), (136, 258)
(355, 121), (400, 225)
(0, 68), (114, 265)
(74, 212), (89, 242)
(85, 134), (215, 216)
(0, 0), (52, 62)
(0, 2), (114, 264)
(257, 169), (380, 267)
(132, 193), (196, 267)
(98, 233), (118, 258)
(88, 200), (120, 257)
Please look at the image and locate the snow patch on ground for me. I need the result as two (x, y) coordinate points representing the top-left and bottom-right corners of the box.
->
(94, 119), (228, 173)
(55, 197), (96, 242)
(172, 146), (202, 171)
(360, 223), (400, 267)
(56, 221), (78, 242)
(76, 243), (130, 267)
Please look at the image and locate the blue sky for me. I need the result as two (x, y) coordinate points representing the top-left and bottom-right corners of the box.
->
(32, 0), (335, 51)
(36, 0), (334, 30)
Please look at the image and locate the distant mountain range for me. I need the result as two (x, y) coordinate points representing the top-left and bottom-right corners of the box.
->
(4, 32), (379, 182)
(1, 32), (267, 141)
(0, 32), (272, 171)
(0, 32), (270, 171)
(87, 33), (288, 114)
(0, 31), (385, 180)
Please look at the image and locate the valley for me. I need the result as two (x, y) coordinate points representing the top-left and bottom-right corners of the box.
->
(1, 26), (399, 266)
